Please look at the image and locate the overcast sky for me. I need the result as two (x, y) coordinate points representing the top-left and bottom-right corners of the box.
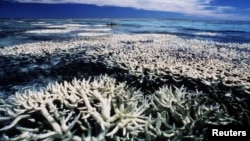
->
(0, 0), (249, 20)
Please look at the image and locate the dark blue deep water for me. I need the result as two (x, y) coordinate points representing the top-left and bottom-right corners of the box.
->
(0, 19), (250, 48)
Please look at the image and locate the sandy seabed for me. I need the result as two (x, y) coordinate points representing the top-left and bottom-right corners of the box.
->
(0, 34), (249, 140)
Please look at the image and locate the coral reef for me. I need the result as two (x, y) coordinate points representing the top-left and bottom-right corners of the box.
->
(0, 75), (244, 140)
(0, 34), (249, 140)
(86, 34), (250, 95)
(0, 75), (146, 140)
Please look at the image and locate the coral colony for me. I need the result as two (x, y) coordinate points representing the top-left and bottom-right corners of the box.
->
(0, 34), (249, 140)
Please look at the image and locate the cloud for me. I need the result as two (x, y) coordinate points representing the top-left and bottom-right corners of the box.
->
(7, 0), (245, 20)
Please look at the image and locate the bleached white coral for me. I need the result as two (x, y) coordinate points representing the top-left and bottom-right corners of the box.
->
(0, 75), (246, 141)
(0, 75), (149, 140)
(0, 34), (249, 140)
(147, 85), (237, 140)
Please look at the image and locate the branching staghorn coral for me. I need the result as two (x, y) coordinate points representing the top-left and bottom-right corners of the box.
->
(94, 38), (250, 95)
(1, 34), (249, 95)
(147, 85), (240, 140)
(0, 75), (149, 141)
(1, 75), (248, 140)
(0, 34), (249, 140)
